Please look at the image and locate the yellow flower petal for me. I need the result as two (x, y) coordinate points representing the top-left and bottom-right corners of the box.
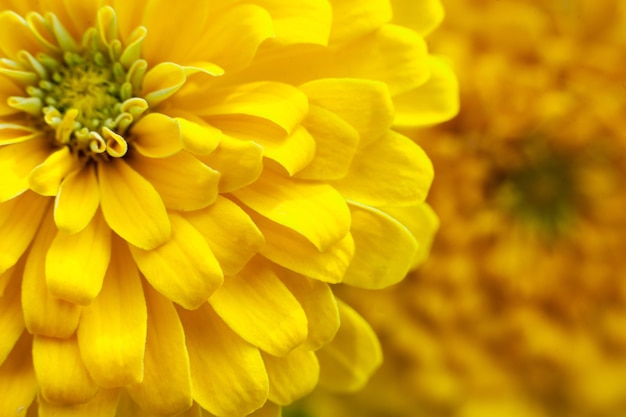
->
(0, 11), (41, 58)
(247, 401), (282, 417)
(390, 0), (445, 36)
(393, 55), (460, 127)
(299, 78), (393, 146)
(54, 164), (100, 234)
(210, 256), (308, 356)
(0, 123), (41, 145)
(127, 285), (192, 416)
(22, 211), (81, 338)
(98, 159), (171, 250)
(176, 117), (222, 155)
(45, 210), (111, 306)
(294, 104), (359, 181)
(0, 76), (22, 116)
(38, 389), (120, 417)
(198, 135), (263, 193)
(328, 0), (391, 46)
(342, 203), (418, 289)
(263, 348), (319, 405)
(142, 62), (187, 107)
(178, 304), (269, 417)
(28, 146), (80, 196)
(0, 266), (24, 363)
(276, 268), (340, 350)
(77, 240), (147, 388)
(251, 211), (354, 284)
(255, 0), (332, 46)
(183, 196), (264, 276)
(234, 169), (350, 251)
(130, 151), (220, 211)
(0, 137), (50, 202)
(316, 301), (382, 392)
(333, 130), (434, 206)
(32, 335), (98, 404)
(129, 213), (223, 310)
(129, 113), (182, 158)
(0, 334), (37, 415)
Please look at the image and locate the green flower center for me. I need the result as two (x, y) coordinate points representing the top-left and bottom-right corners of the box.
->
(4, 7), (149, 161)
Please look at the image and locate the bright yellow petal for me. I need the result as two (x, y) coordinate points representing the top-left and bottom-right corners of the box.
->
(0, 333), (37, 415)
(176, 117), (222, 155)
(32, 334), (98, 404)
(77, 240), (147, 388)
(251, 211), (354, 284)
(328, 0), (391, 46)
(255, 0), (332, 46)
(262, 348), (319, 405)
(178, 304), (269, 417)
(130, 113), (182, 158)
(0, 11), (42, 58)
(299, 78), (393, 146)
(0, 76), (22, 116)
(333, 130), (434, 206)
(129, 213), (223, 310)
(22, 210), (81, 338)
(45, 210), (111, 305)
(316, 301), (382, 392)
(54, 164), (100, 234)
(182, 196), (264, 276)
(234, 169), (350, 251)
(390, 0), (445, 36)
(276, 268), (340, 350)
(28, 146), (80, 196)
(0, 122), (41, 145)
(141, 62), (187, 107)
(38, 389), (120, 417)
(0, 137), (49, 202)
(0, 265), (24, 363)
(198, 135), (263, 193)
(209, 256), (308, 356)
(342, 202), (418, 289)
(393, 55), (460, 127)
(127, 285), (192, 416)
(98, 159), (171, 250)
(130, 151), (219, 212)
(294, 104), (359, 181)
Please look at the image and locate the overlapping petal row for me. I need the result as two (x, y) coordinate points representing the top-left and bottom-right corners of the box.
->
(0, 0), (458, 416)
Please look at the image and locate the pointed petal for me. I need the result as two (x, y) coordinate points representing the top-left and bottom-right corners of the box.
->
(142, 62), (187, 107)
(178, 304), (269, 417)
(29, 146), (80, 196)
(38, 389), (120, 417)
(0, 123), (42, 145)
(98, 159), (170, 250)
(32, 334), (98, 404)
(45, 210), (111, 305)
(0, 265), (24, 363)
(127, 285), (192, 416)
(22, 211), (81, 338)
(54, 164), (100, 234)
(0, 334), (38, 414)
(129, 213), (223, 310)
(263, 348), (319, 405)
(333, 131), (434, 206)
(130, 151), (219, 211)
(130, 113), (182, 158)
(182, 196), (264, 276)
(316, 301), (382, 392)
(77, 240), (147, 388)
(209, 256), (308, 356)
(276, 268), (339, 350)
(234, 169), (350, 251)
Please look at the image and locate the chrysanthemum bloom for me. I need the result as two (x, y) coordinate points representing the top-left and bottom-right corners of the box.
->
(288, 1), (626, 417)
(0, 0), (458, 416)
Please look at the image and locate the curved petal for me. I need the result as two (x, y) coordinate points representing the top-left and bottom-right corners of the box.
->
(209, 256), (308, 356)
(262, 348), (319, 405)
(129, 213), (223, 310)
(54, 164), (100, 234)
(141, 62), (187, 108)
(0, 76), (23, 116)
(391, 0), (445, 36)
(176, 117), (222, 155)
(130, 113), (182, 158)
(316, 301), (382, 392)
(130, 151), (219, 211)
(77, 240), (147, 388)
(254, 0), (332, 46)
(45, 210), (111, 306)
(332, 131), (434, 207)
(342, 202), (418, 289)
(127, 285), (192, 416)
(0, 11), (42, 58)
(0, 266), (24, 364)
(328, 0), (392, 46)
(28, 146), (80, 196)
(98, 159), (171, 250)
(233, 169), (350, 251)
(32, 334), (98, 405)
(178, 304), (269, 417)
(0, 334), (38, 414)
(0, 137), (50, 202)
(38, 389), (120, 417)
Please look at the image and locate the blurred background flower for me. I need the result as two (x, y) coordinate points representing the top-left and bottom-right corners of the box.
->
(287, 0), (626, 416)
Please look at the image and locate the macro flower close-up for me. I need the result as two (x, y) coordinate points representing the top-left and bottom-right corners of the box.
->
(0, 0), (458, 416)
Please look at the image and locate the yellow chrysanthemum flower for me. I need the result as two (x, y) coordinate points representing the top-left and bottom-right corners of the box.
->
(0, 0), (457, 416)
(288, 0), (626, 417)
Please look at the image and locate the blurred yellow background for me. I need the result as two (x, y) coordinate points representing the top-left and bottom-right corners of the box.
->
(287, 0), (626, 416)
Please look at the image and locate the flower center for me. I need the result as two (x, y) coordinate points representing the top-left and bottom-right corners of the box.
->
(4, 7), (149, 161)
